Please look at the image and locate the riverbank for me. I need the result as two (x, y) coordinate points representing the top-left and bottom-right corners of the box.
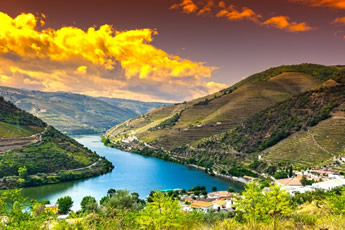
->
(103, 138), (249, 186)
(0, 157), (114, 189)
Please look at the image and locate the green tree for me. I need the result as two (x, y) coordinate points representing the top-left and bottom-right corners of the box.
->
(327, 187), (345, 215)
(137, 191), (187, 230)
(104, 189), (142, 211)
(228, 186), (234, 192)
(107, 188), (116, 197)
(235, 181), (267, 228)
(80, 196), (97, 213)
(57, 196), (73, 214)
(212, 186), (217, 192)
(265, 183), (293, 230)
(18, 166), (28, 179)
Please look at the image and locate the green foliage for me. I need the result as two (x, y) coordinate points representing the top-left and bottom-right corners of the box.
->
(235, 181), (293, 229)
(104, 190), (143, 212)
(18, 166), (28, 179)
(273, 170), (288, 179)
(137, 191), (191, 230)
(0, 96), (46, 128)
(81, 196), (98, 213)
(228, 166), (258, 177)
(57, 196), (73, 214)
(327, 187), (345, 215)
(156, 112), (181, 129)
(224, 85), (345, 153)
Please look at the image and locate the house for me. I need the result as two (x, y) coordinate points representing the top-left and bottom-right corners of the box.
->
(45, 204), (59, 214)
(277, 178), (302, 187)
(207, 191), (232, 200)
(312, 178), (345, 190)
(212, 200), (226, 211)
(189, 201), (213, 213)
(121, 136), (138, 143)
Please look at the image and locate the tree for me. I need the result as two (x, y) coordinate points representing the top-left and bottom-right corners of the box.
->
(80, 196), (97, 213)
(212, 186), (217, 192)
(234, 181), (267, 228)
(228, 187), (234, 192)
(288, 165), (293, 178)
(57, 196), (73, 214)
(265, 183), (293, 230)
(327, 187), (345, 215)
(107, 188), (116, 197)
(137, 191), (186, 229)
(104, 189), (142, 211)
(18, 166), (28, 179)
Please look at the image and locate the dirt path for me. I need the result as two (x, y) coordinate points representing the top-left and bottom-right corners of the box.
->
(0, 127), (47, 153)
(307, 129), (335, 157)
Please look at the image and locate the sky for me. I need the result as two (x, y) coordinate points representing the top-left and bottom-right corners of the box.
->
(0, 0), (344, 102)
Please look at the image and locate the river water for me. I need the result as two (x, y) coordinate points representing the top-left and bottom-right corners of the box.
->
(22, 135), (243, 210)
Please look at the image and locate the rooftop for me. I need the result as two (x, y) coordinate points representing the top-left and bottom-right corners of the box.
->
(189, 201), (213, 208)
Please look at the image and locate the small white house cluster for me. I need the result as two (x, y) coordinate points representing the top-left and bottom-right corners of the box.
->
(180, 191), (235, 213)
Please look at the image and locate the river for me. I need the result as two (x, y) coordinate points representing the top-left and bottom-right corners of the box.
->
(22, 135), (243, 210)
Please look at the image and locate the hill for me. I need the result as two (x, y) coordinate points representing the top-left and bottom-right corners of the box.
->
(0, 97), (113, 189)
(0, 86), (166, 134)
(105, 63), (345, 172)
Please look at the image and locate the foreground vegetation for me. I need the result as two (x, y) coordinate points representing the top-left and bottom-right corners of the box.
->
(1, 182), (344, 229)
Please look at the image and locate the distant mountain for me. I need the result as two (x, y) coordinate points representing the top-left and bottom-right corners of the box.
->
(0, 97), (113, 189)
(105, 64), (345, 172)
(0, 86), (167, 134)
(97, 97), (167, 116)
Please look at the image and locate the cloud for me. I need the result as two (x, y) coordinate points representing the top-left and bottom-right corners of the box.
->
(292, 0), (345, 9)
(216, 6), (262, 23)
(170, 0), (198, 14)
(263, 16), (313, 32)
(204, 81), (228, 92)
(197, 1), (215, 16)
(171, 0), (312, 32)
(333, 16), (345, 24)
(0, 11), (220, 102)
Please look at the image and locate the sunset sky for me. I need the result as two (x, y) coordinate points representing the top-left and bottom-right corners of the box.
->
(0, 0), (345, 102)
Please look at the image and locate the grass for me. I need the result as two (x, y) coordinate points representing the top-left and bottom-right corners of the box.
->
(0, 121), (43, 138)
(0, 126), (100, 177)
(264, 111), (345, 166)
(107, 70), (324, 150)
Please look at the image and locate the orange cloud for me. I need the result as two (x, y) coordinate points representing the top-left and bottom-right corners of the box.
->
(170, 0), (198, 14)
(333, 16), (345, 24)
(292, 0), (345, 9)
(171, 0), (312, 33)
(263, 16), (313, 32)
(216, 6), (262, 22)
(197, 1), (215, 16)
(0, 11), (220, 102)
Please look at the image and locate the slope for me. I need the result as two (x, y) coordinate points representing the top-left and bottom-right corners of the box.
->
(0, 97), (113, 189)
(106, 64), (339, 151)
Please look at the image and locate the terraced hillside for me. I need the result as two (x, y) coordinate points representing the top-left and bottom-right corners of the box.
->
(0, 97), (113, 189)
(264, 110), (345, 167)
(0, 86), (166, 134)
(105, 64), (345, 172)
(106, 64), (340, 151)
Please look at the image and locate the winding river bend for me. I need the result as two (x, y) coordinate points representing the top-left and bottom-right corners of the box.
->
(22, 135), (243, 210)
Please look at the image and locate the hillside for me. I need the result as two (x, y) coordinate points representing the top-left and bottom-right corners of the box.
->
(0, 97), (113, 189)
(105, 63), (345, 171)
(0, 86), (166, 134)
(106, 64), (339, 148)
